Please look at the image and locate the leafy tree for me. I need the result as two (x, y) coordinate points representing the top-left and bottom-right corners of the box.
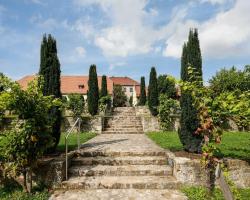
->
(99, 95), (112, 113)
(209, 66), (250, 95)
(148, 67), (158, 116)
(179, 29), (203, 153)
(67, 94), (85, 119)
(113, 85), (127, 107)
(139, 76), (146, 105)
(87, 65), (99, 115)
(39, 34), (62, 151)
(100, 75), (108, 98)
(158, 74), (176, 98)
(158, 94), (180, 130)
(1, 77), (61, 193)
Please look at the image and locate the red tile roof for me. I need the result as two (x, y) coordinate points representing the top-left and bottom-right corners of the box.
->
(17, 75), (114, 95)
(110, 77), (140, 86)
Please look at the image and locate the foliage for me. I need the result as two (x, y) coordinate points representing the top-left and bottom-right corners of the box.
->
(57, 132), (96, 152)
(129, 96), (133, 107)
(1, 77), (61, 193)
(67, 94), (85, 119)
(179, 28), (203, 153)
(39, 34), (62, 151)
(148, 67), (159, 116)
(181, 186), (224, 200)
(182, 186), (250, 200)
(98, 95), (112, 113)
(158, 94), (180, 130)
(180, 66), (223, 191)
(0, 185), (49, 200)
(210, 90), (250, 130)
(100, 75), (108, 98)
(157, 74), (176, 98)
(113, 85), (127, 107)
(87, 65), (99, 115)
(139, 76), (146, 105)
(209, 66), (250, 95)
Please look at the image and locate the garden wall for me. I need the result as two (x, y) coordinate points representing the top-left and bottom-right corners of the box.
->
(167, 151), (250, 188)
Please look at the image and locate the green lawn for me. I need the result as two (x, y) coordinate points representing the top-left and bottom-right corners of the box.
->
(147, 131), (250, 161)
(57, 132), (96, 152)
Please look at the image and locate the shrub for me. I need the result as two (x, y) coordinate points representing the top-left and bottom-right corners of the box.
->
(113, 85), (127, 107)
(99, 95), (112, 113)
(67, 94), (85, 119)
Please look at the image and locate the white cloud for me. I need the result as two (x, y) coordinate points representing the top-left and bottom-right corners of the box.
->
(200, 0), (230, 5)
(163, 0), (250, 59)
(75, 46), (86, 57)
(109, 61), (126, 70)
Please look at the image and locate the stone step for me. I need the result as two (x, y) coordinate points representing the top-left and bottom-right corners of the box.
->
(76, 150), (168, 157)
(104, 128), (143, 132)
(61, 176), (181, 190)
(105, 125), (142, 128)
(71, 156), (168, 166)
(102, 131), (144, 134)
(69, 165), (172, 177)
(51, 189), (188, 200)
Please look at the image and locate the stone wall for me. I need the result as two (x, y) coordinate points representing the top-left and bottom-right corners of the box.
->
(33, 152), (75, 188)
(167, 151), (250, 188)
(135, 106), (160, 132)
(62, 115), (104, 134)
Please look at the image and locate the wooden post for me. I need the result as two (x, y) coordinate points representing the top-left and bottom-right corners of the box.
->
(215, 164), (234, 200)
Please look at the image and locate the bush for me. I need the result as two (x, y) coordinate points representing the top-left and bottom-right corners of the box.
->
(113, 85), (127, 107)
(158, 94), (180, 130)
(67, 94), (85, 119)
(99, 95), (112, 113)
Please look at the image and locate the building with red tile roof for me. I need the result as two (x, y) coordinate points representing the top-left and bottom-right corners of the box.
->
(17, 75), (143, 105)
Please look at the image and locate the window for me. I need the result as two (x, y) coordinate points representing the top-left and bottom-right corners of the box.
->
(130, 87), (133, 92)
(78, 84), (84, 89)
(123, 87), (126, 92)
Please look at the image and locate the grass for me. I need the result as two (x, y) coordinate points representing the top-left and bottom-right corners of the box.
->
(56, 132), (96, 152)
(181, 186), (250, 200)
(147, 131), (250, 161)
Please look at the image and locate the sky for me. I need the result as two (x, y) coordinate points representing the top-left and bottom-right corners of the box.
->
(0, 0), (250, 83)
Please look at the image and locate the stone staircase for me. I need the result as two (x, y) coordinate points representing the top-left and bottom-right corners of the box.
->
(103, 107), (143, 134)
(52, 107), (187, 199)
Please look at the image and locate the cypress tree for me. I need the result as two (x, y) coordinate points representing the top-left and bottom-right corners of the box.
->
(100, 75), (108, 98)
(39, 34), (61, 151)
(179, 29), (203, 153)
(88, 65), (99, 115)
(148, 67), (158, 116)
(139, 76), (146, 105)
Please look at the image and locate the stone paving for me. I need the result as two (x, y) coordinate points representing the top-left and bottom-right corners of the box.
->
(50, 107), (187, 200)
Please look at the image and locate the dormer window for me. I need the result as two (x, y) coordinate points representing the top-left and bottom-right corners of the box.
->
(78, 84), (84, 89)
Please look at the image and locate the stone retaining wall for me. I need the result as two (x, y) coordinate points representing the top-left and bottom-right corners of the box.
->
(167, 151), (250, 188)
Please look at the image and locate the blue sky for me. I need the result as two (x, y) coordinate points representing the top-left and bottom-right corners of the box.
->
(0, 0), (249, 83)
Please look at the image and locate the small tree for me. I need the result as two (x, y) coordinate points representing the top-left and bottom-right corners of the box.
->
(113, 85), (127, 107)
(139, 76), (146, 105)
(87, 65), (99, 115)
(67, 94), (85, 119)
(129, 96), (133, 107)
(179, 29), (203, 153)
(39, 34), (62, 151)
(148, 67), (158, 116)
(158, 74), (176, 99)
(1, 77), (61, 193)
(100, 75), (108, 98)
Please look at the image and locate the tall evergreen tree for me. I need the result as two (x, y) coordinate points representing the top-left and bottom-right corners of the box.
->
(39, 34), (61, 151)
(100, 75), (108, 98)
(139, 76), (146, 105)
(88, 65), (99, 115)
(148, 67), (158, 116)
(179, 29), (203, 153)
